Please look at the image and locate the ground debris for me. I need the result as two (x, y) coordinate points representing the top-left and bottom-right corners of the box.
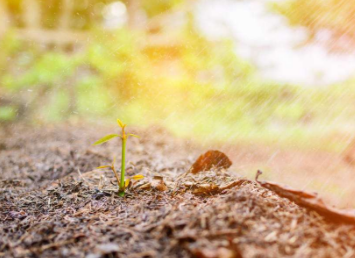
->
(1, 125), (355, 258)
(256, 170), (355, 225)
(189, 150), (232, 174)
(176, 169), (250, 195)
(151, 176), (168, 191)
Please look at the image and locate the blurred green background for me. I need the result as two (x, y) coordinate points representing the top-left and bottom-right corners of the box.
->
(0, 0), (355, 151)
(3, 0), (355, 207)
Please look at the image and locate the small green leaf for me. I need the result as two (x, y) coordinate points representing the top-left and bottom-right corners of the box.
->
(127, 134), (140, 138)
(117, 118), (125, 128)
(131, 174), (144, 180)
(96, 165), (110, 169)
(93, 134), (119, 145)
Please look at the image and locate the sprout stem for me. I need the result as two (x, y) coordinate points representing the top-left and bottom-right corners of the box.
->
(119, 135), (126, 196)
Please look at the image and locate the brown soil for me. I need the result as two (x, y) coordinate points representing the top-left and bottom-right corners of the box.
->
(1, 124), (355, 258)
(221, 143), (355, 209)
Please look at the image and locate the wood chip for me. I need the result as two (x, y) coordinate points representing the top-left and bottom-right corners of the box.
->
(189, 150), (232, 174)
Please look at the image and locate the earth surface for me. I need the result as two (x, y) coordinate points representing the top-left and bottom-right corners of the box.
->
(1, 124), (355, 258)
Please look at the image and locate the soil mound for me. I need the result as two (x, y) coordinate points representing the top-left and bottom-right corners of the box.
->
(1, 125), (354, 257)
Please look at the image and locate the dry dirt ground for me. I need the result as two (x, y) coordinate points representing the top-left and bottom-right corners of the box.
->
(1, 124), (355, 258)
(222, 143), (355, 209)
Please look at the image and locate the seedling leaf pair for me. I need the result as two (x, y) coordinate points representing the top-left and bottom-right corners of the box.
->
(93, 134), (119, 145)
(93, 133), (139, 146)
(117, 118), (125, 128)
(93, 118), (141, 196)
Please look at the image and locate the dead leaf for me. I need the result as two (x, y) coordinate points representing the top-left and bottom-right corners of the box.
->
(152, 176), (168, 191)
(219, 179), (251, 191)
(125, 178), (131, 188)
(190, 150), (232, 174)
(135, 182), (151, 190)
(183, 179), (250, 195)
(131, 174), (144, 180)
(192, 183), (219, 195)
(255, 170), (355, 225)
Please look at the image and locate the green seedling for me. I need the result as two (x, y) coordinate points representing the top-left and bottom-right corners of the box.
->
(93, 119), (142, 196)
